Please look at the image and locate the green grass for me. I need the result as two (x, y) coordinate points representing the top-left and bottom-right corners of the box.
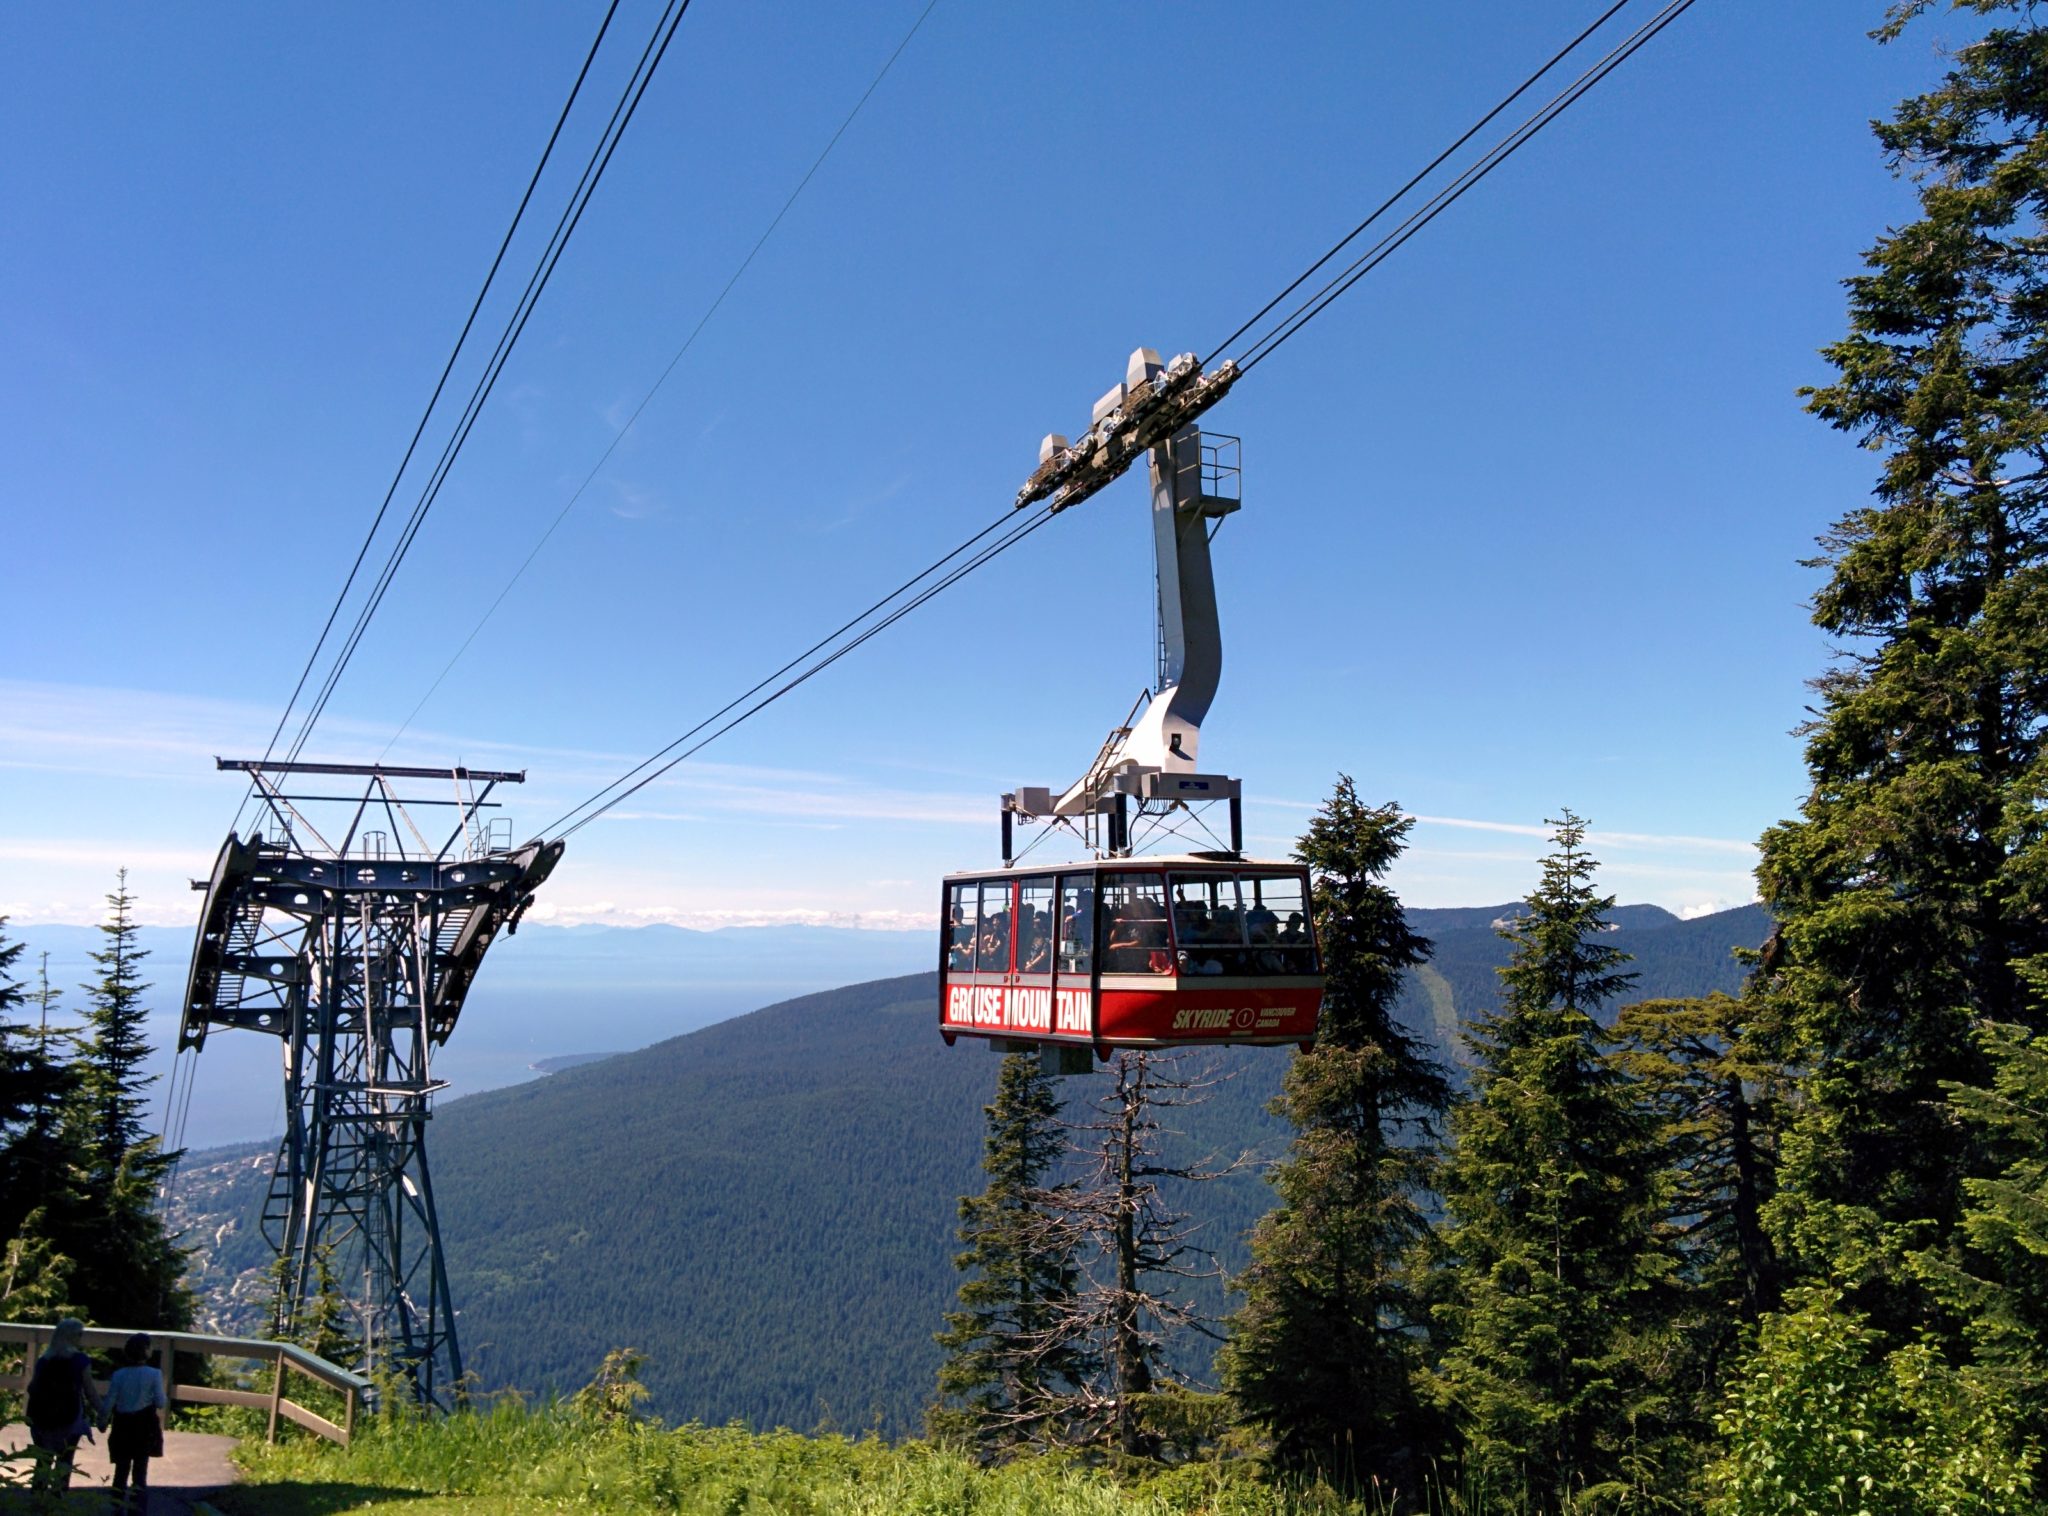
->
(212, 1401), (1417, 1516)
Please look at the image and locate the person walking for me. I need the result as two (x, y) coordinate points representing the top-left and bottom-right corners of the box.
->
(105, 1333), (169, 1514)
(24, 1316), (105, 1492)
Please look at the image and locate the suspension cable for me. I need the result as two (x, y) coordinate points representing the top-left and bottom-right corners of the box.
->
(1206, 0), (1634, 362)
(278, 0), (695, 769)
(553, 504), (1058, 839)
(378, 0), (944, 762)
(538, 0), (1700, 843)
(247, 0), (625, 798)
(542, 500), (1048, 837)
(1231, 0), (1698, 372)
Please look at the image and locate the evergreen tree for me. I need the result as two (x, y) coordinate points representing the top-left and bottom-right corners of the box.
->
(1221, 781), (1448, 1485)
(1, 1209), (79, 1324)
(931, 1052), (1091, 1457)
(1612, 989), (1782, 1426)
(296, 1244), (360, 1368)
(61, 873), (190, 1329)
(263, 1242), (358, 1366)
(1434, 814), (1675, 1509)
(0, 922), (75, 1242)
(1756, 0), (2048, 1325)
(73, 873), (161, 1170)
(1905, 958), (2048, 1470)
(0, 917), (30, 1134)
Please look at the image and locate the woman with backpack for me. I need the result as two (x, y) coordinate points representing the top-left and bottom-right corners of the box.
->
(24, 1316), (106, 1492)
(105, 1332), (169, 1514)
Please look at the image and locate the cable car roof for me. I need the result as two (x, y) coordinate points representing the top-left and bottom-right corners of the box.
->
(943, 853), (1302, 882)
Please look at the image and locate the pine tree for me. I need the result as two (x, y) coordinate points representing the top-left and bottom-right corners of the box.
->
(1434, 814), (1674, 1509)
(931, 1052), (1091, 1457)
(0, 916), (29, 1132)
(1906, 958), (2048, 1465)
(73, 873), (161, 1170)
(1221, 781), (1448, 1485)
(1756, 0), (2048, 1326)
(1612, 989), (1782, 1422)
(1, 1209), (79, 1324)
(60, 873), (190, 1329)
(0, 922), (76, 1243)
(295, 1244), (359, 1368)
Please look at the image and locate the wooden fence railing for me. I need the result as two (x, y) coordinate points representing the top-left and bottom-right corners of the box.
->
(0, 1322), (373, 1446)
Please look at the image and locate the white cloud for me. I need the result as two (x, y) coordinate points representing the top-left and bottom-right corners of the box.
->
(0, 840), (203, 870)
(0, 679), (988, 828)
(0, 681), (1761, 934)
(1259, 798), (1759, 859)
(821, 471), (915, 531)
(524, 899), (932, 931)
(606, 479), (664, 520)
(619, 772), (984, 826)
(0, 680), (989, 927)
(1413, 814), (1758, 857)
(1678, 898), (1755, 920)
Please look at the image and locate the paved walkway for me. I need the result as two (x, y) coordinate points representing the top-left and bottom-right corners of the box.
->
(1, 1422), (238, 1514)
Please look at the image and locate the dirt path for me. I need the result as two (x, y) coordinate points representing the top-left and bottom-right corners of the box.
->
(2, 1421), (238, 1514)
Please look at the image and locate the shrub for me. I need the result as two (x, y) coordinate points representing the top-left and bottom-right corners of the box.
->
(1710, 1286), (2038, 1515)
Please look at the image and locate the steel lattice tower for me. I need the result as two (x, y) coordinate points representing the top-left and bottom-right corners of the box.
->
(182, 760), (563, 1408)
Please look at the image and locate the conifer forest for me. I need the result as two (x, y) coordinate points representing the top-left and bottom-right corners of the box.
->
(9, 2), (2048, 1513)
(915, 5), (2048, 1505)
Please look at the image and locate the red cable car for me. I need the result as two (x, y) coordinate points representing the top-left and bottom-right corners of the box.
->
(940, 347), (1325, 1061)
(938, 855), (1321, 1057)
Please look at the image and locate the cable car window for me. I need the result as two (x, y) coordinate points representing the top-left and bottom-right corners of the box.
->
(976, 880), (1013, 975)
(1015, 876), (1055, 975)
(1171, 873), (1247, 974)
(1241, 869), (1317, 974)
(1057, 876), (1094, 975)
(946, 883), (975, 971)
(1099, 872), (1171, 975)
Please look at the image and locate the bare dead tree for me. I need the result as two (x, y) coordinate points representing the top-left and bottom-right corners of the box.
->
(1063, 1049), (1251, 1458)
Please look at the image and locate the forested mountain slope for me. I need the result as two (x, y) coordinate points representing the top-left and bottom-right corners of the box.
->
(406, 901), (1767, 1435)
(170, 902), (1765, 1435)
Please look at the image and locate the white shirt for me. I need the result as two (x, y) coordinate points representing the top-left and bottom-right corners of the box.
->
(106, 1364), (167, 1415)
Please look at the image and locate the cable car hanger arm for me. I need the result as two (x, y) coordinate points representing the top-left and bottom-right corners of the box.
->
(1004, 348), (1243, 847)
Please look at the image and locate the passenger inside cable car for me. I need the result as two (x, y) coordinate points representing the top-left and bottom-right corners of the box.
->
(941, 859), (1322, 1048)
(946, 866), (1316, 982)
(948, 904), (973, 971)
(1058, 880), (1094, 973)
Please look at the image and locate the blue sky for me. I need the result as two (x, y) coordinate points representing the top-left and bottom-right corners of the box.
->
(0, 0), (1968, 934)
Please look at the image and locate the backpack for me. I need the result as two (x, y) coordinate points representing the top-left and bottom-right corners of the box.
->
(25, 1352), (82, 1430)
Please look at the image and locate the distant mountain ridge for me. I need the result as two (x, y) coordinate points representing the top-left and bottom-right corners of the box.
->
(15, 908), (1764, 1146)
(170, 900), (1769, 1436)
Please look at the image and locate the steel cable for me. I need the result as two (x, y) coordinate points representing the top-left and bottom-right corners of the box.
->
(1205, 0), (1635, 363)
(1230, 0), (1699, 372)
(243, 0), (625, 817)
(543, 0), (1702, 843)
(279, 0), (695, 769)
(378, 0), (944, 761)
(543, 500), (1053, 838)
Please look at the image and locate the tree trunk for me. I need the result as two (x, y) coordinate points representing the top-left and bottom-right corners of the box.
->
(1113, 1056), (1151, 1456)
